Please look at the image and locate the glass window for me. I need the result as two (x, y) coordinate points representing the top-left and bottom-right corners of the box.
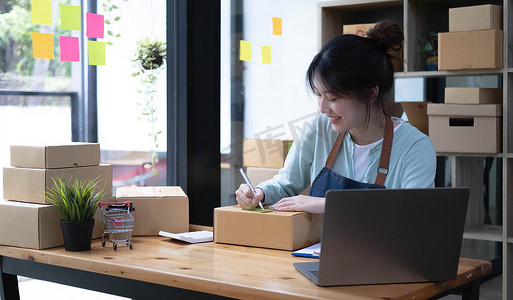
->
(96, 0), (167, 191)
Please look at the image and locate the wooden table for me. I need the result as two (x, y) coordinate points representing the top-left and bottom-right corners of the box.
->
(0, 234), (492, 300)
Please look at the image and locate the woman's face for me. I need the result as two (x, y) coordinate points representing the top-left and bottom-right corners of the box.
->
(314, 78), (368, 135)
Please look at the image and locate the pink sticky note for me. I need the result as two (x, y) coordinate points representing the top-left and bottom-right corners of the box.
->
(86, 12), (104, 39)
(60, 36), (79, 62)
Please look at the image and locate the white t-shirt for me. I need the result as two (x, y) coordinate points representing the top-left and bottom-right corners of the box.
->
(352, 122), (403, 181)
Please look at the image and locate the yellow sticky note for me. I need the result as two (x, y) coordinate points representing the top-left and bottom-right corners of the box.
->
(240, 40), (252, 61)
(32, 32), (54, 59)
(261, 46), (271, 64)
(60, 4), (81, 31)
(88, 41), (107, 65)
(272, 17), (282, 36)
(31, 0), (52, 25)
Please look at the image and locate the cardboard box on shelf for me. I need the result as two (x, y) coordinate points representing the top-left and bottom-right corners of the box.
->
(342, 23), (377, 36)
(445, 87), (502, 104)
(401, 102), (431, 135)
(115, 186), (189, 236)
(243, 139), (293, 168)
(214, 205), (322, 251)
(3, 164), (112, 204)
(427, 104), (502, 154)
(0, 199), (103, 249)
(438, 29), (502, 70)
(449, 4), (502, 32)
(10, 143), (100, 169)
(247, 167), (280, 185)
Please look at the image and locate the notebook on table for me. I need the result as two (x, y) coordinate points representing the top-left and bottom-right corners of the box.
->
(294, 187), (469, 286)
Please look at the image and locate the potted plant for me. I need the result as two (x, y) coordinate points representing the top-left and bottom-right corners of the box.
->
(45, 177), (105, 251)
(420, 31), (438, 71)
(131, 38), (167, 175)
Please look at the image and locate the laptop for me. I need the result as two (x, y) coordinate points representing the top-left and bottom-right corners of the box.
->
(294, 188), (469, 286)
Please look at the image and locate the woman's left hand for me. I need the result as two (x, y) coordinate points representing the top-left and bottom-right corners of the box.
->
(269, 195), (325, 214)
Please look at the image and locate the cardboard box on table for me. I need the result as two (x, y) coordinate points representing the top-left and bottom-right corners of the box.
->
(243, 139), (293, 168)
(427, 103), (502, 154)
(3, 164), (113, 204)
(438, 29), (502, 70)
(214, 205), (322, 251)
(10, 143), (100, 169)
(0, 199), (104, 249)
(449, 4), (502, 32)
(115, 186), (189, 236)
(445, 87), (502, 105)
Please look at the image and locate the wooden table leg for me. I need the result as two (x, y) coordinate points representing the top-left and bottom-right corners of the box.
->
(0, 257), (20, 300)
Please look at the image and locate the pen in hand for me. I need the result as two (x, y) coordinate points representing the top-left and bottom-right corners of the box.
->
(239, 168), (265, 210)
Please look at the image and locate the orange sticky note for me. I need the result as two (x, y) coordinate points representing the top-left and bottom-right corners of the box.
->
(240, 40), (251, 61)
(32, 32), (54, 59)
(88, 41), (106, 65)
(31, 0), (52, 25)
(261, 46), (271, 64)
(272, 17), (282, 36)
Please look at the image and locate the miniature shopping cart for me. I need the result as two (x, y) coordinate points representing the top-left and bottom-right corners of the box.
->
(99, 201), (135, 250)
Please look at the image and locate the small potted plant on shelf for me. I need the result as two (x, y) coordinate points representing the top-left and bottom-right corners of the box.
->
(131, 38), (167, 175)
(420, 31), (438, 71)
(45, 177), (105, 251)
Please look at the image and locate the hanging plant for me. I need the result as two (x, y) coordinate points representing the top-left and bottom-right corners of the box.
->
(101, 0), (129, 45)
(131, 38), (167, 175)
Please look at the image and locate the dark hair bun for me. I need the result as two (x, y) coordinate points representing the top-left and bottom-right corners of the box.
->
(366, 21), (404, 53)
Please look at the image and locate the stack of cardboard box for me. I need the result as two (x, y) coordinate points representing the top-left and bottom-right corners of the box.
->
(429, 4), (503, 154)
(0, 143), (112, 249)
(439, 4), (503, 70)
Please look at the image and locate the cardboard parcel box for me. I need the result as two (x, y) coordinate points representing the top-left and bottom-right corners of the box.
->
(428, 104), (502, 154)
(214, 205), (322, 251)
(116, 186), (189, 236)
(3, 164), (112, 204)
(449, 4), (502, 32)
(10, 143), (100, 169)
(438, 29), (502, 70)
(0, 199), (103, 249)
(445, 87), (502, 105)
(243, 139), (293, 168)
(401, 101), (430, 135)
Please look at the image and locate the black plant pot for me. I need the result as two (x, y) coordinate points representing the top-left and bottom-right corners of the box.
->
(60, 219), (95, 251)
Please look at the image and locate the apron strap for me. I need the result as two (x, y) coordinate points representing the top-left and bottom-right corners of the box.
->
(325, 134), (344, 169)
(374, 116), (394, 187)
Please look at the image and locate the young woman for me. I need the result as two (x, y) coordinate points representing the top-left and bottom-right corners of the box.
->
(235, 21), (436, 213)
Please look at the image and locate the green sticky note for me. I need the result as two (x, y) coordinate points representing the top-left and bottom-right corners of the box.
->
(261, 46), (271, 64)
(88, 41), (106, 65)
(60, 4), (81, 31)
(240, 40), (251, 61)
(245, 207), (273, 213)
(32, 0), (52, 25)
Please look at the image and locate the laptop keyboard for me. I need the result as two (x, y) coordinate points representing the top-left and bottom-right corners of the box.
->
(310, 270), (319, 277)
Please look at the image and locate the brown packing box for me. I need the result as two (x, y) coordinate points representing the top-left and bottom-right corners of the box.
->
(10, 143), (100, 169)
(214, 205), (322, 251)
(427, 104), (502, 154)
(438, 30), (502, 70)
(445, 87), (502, 104)
(401, 102), (430, 135)
(0, 199), (104, 249)
(243, 139), (293, 168)
(3, 164), (113, 204)
(343, 22), (403, 72)
(247, 167), (279, 185)
(115, 186), (189, 236)
(449, 4), (502, 32)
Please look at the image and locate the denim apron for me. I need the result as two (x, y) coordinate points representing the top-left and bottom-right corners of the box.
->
(309, 116), (394, 197)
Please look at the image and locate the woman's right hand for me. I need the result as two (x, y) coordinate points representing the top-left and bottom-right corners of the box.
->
(235, 184), (264, 210)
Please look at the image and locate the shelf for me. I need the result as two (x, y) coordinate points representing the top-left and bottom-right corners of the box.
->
(395, 69), (504, 78)
(463, 225), (503, 242)
(436, 153), (504, 158)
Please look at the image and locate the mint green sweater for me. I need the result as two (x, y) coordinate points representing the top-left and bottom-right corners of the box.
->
(258, 115), (437, 204)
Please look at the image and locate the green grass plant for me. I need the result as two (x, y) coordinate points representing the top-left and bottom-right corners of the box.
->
(45, 177), (105, 222)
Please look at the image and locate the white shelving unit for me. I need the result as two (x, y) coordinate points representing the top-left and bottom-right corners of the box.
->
(319, 0), (511, 299)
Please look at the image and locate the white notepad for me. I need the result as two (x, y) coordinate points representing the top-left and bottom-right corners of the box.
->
(159, 230), (213, 243)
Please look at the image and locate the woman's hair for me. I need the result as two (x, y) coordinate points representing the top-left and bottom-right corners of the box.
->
(306, 21), (403, 106)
